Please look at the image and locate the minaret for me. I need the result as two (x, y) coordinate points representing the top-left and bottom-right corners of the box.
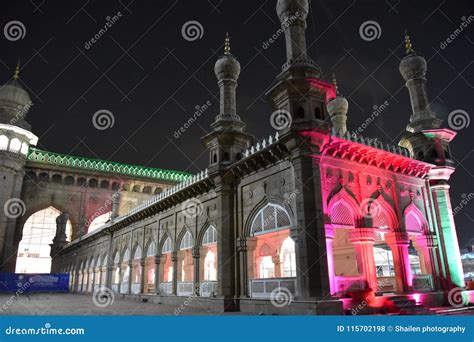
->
(326, 74), (349, 135)
(267, 0), (330, 133)
(201, 33), (253, 169)
(399, 33), (464, 289)
(0, 63), (38, 272)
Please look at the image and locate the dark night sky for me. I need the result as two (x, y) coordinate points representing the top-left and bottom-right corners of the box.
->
(1, 0), (473, 245)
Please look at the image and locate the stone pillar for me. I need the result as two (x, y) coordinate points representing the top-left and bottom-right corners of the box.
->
(105, 232), (114, 288)
(325, 226), (336, 295)
(237, 237), (250, 297)
(171, 251), (178, 295)
(430, 181), (465, 288)
(140, 258), (146, 294)
(98, 268), (103, 288)
(111, 191), (121, 222)
(290, 149), (330, 298)
(50, 212), (70, 273)
(73, 266), (80, 292)
(272, 255), (282, 278)
(385, 232), (412, 293)
(127, 261), (133, 294)
(192, 246), (201, 295)
(348, 228), (378, 291)
(154, 255), (161, 294)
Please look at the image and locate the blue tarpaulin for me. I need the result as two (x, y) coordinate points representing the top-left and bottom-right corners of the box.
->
(0, 273), (69, 293)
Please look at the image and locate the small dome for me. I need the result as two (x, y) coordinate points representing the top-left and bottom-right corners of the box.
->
(327, 96), (349, 117)
(276, 0), (308, 22)
(214, 55), (241, 80)
(399, 54), (427, 81)
(0, 80), (31, 110)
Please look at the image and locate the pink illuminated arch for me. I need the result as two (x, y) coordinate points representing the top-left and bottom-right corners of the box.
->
(327, 187), (362, 227)
(403, 202), (428, 233)
(368, 194), (398, 230)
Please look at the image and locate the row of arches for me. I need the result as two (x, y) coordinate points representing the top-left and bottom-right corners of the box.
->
(25, 171), (165, 194)
(0, 134), (29, 155)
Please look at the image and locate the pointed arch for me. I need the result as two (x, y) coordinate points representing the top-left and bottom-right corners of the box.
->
(122, 247), (131, 262)
(178, 229), (194, 250)
(249, 203), (292, 236)
(144, 238), (157, 257)
(132, 243), (142, 260)
(201, 225), (218, 246)
(160, 234), (173, 254)
(244, 198), (295, 237)
(327, 187), (362, 227)
(403, 202), (428, 233)
(368, 194), (398, 229)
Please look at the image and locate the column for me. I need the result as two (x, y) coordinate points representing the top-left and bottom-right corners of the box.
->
(348, 228), (378, 291)
(192, 247), (201, 295)
(105, 232), (114, 288)
(325, 226), (336, 295)
(140, 258), (146, 294)
(111, 191), (121, 222)
(385, 232), (412, 293)
(272, 255), (282, 278)
(430, 181), (465, 288)
(154, 255), (161, 294)
(171, 251), (178, 295)
(127, 261), (133, 294)
(116, 266), (122, 293)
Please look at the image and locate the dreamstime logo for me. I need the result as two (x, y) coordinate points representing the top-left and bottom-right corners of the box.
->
(4, 198), (26, 219)
(448, 109), (470, 131)
(92, 287), (115, 308)
(270, 109), (292, 130)
(181, 21), (204, 41)
(270, 287), (293, 308)
(181, 198), (203, 218)
(447, 287), (468, 308)
(4, 21), (26, 41)
(359, 21), (381, 42)
(92, 109), (115, 130)
(360, 198), (382, 219)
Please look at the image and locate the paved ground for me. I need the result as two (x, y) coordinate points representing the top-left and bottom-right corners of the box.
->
(0, 293), (246, 316)
(0, 293), (472, 316)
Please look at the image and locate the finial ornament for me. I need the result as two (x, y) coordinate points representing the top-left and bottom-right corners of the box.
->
(332, 73), (339, 95)
(13, 61), (20, 80)
(224, 32), (230, 55)
(405, 30), (415, 55)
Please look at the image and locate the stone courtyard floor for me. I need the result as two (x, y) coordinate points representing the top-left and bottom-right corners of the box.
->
(0, 293), (472, 316)
(0, 293), (246, 316)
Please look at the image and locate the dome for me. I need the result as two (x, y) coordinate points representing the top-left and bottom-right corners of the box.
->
(0, 80), (31, 109)
(399, 54), (427, 81)
(214, 55), (240, 80)
(276, 0), (308, 22)
(327, 96), (349, 117)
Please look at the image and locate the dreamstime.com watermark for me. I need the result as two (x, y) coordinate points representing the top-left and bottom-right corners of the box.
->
(354, 100), (389, 135)
(10, 101), (33, 125)
(173, 100), (212, 139)
(452, 193), (474, 216)
(0, 278), (31, 313)
(440, 16), (474, 50)
(262, 12), (300, 49)
(86, 191), (120, 227)
(84, 12), (123, 50)
(4, 323), (85, 336)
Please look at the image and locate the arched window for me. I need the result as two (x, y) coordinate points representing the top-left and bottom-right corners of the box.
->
(0, 135), (8, 150)
(113, 251), (120, 264)
(9, 138), (21, 152)
(330, 201), (354, 226)
(133, 246), (142, 260)
(162, 237), (173, 254)
(88, 212), (112, 233)
(180, 231), (193, 250)
(403, 203), (427, 233)
(15, 207), (72, 274)
(251, 204), (291, 235)
(122, 249), (130, 262)
(202, 226), (217, 245)
(20, 142), (28, 155)
(147, 241), (156, 257)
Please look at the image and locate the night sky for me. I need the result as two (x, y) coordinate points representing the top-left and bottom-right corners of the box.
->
(1, 0), (473, 245)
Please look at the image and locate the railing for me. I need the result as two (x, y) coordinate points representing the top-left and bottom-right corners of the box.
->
(111, 284), (119, 293)
(413, 274), (434, 292)
(94, 284), (101, 292)
(177, 281), (194, 296)
(131, 283), (141, 294)
(120, 283), (128, 294)
(200, 281), (217, 297)
(335, 276), (367, 293)
(248, 277), (296, 299)
(159, 282), (172, 295)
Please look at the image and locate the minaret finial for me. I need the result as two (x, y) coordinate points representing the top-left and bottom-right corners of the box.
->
(332, 73), (339, 95)
(224, 32), (230, 56)
(13, 61), (20, 80)
(405, 30), (415, 55)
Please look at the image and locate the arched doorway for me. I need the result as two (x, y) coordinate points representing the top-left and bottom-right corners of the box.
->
(15, 207), (72, 273)
(247, 203), (296, 298)
(177, 230), (194, 296)
(144, 241), (156, 293)
(158, 237), (173, 295)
